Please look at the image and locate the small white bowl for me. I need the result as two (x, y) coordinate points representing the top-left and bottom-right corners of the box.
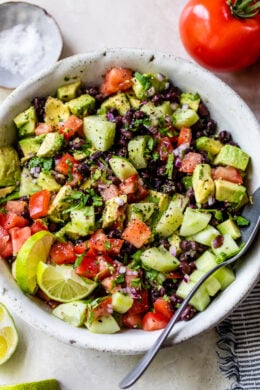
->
(0, 2), (63, 88)
(0, 49), (259, 354)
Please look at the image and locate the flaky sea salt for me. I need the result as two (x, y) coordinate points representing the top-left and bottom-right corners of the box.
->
(0, 24), (44, 75)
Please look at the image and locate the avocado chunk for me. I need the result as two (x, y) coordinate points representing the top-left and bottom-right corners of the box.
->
(214, 144), (250, 171)
(146, 190), (170, 213)
(0, 146), (21, 187)
(214, 179), (246, 203)
(37, 172), (61, 192)
(0, 186), (16, 198)
(48, 185), (74, 223)
(217, 218), (241, 239)
(196, 136), (223, 155)
(84, 115), (116, 151)
(172, 107), (199, 129)
(141, 101), (172, 126)
(56, 81), (81, 102)
(19, 167), (42, 196)
(192, 164), (215, 204)
(64, 206), (95, 239)
(109, 156), (137, 181)
(126, 92), (141, 109)
(141, 246), (180, 272)
(37, 132), (64, 157)
(128, 136), (148, 169)
(155, 194), (189, 237)
(45, 97), (70, 128)
(132, 72), (169, 100)
(67, 94), (95, 117)
(19, 135), (46, 161)
(127, 202), (155, 222)
(98, 92), (131, 115)
(168, 233), (182, 256)
(180, 92), (200, 111)
(14, 106), (37, 139)
(102, 195), (127, 228)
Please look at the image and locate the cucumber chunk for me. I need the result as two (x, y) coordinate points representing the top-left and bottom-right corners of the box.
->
(112, 292), (134, 314)
(53, 301), (87, 327)
(84, 115), (116, 151)
(109, 156), (137, 181)
(179, 207), (211, 236)
(141, 247), (180, 272)
(187, 225), (219, 246)
(176, 280), (210, 312)
(128, 136), (148, 169)
(211, 233), (240, 262)
(85, 315), (120, 334)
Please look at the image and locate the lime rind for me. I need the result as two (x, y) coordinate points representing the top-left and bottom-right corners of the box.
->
(0, 303), (19, 365)
(36, 262), (97, 303)
(15, 231), (54, 295)
(0, 378), (59, 389)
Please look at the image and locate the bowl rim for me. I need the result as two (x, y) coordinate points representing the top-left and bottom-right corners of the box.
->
(0, 48), (259, 354)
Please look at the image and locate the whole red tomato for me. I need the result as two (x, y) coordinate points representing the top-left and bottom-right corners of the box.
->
(179, 0), (260, 72)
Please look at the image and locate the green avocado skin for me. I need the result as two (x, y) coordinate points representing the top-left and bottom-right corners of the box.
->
(0, 146), (21, 187)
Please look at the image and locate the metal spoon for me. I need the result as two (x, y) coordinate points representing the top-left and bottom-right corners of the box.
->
(119, 187), (260, 389)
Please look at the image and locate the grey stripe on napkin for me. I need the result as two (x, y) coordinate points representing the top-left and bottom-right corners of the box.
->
(216, 280), (260, 390)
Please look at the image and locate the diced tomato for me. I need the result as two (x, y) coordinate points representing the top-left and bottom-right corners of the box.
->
(153, 297), (174, 320)
(157, 137), (174, 161)
(74, 241), (88, 255)
(101, 275), (119, 293)
(119, 174), (148, 203)
(88, 229), (109, 253)
(50, 241), (76, 265)
(75, 251), (99, 278)
(30, 220), (49, 235)
(0, 212), (29, 231)
(29, 190), (51, 219)
(179, 152), (202, 173)
(55, 153), (78, 175)
(122, 218), (151, 248)
(100, 184), (121, 201)
(89, 296), (113, 321)
(10, 226), (31, 255)
(177, 127), (192, 146)
(127, 290), (149, 315)
(99, 67), (133, 97)
(142, 312), (169, 331)
(212, 166), (243, 185)
(5, 200), (28, 216)
(0, 226), (12, 259)
(122, 312), (143, 329)
(59, 115), (84, 140)
(35, 123), (54, 135)
(75, 251), (114, 280)
(88, 229), (123, 256)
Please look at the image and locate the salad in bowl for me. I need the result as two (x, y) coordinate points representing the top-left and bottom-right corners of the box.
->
(0, 49), (259, 353)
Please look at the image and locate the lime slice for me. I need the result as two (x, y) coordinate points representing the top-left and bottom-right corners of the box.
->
(0, 303), (19, 365)
(36, 262), (97, 303)
(15, 231), (54, 295)
(0, 379), (59, 389)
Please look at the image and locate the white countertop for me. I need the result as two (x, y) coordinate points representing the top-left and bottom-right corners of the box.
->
(0, 1), (259, 389)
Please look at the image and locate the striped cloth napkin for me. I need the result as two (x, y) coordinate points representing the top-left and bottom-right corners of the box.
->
(216, 280), (260, 390)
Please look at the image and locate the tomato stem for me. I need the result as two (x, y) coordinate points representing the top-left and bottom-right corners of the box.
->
(227, 0), (260, 18)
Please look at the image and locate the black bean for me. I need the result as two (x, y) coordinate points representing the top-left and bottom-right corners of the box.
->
(32, 96), (46, 122)
(212, 235), (224, 249)
(78, 163), (90, 177)
(52, 171), (66, 185)
(180, 305), (196, 321)
(150, 287), (166, 303)
(218, 130), (232, 143)
(198, 103), (209, 117)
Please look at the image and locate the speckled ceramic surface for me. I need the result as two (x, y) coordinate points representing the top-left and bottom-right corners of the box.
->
(0, 49), (259, 354)
(0, 2), (63, 88)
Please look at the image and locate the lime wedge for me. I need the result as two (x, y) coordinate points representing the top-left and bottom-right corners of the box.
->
(15, 231), (54, 295)
(0, 379), (59, 389)
(0, 303), (19, 365)
(36, 262), (97, 303)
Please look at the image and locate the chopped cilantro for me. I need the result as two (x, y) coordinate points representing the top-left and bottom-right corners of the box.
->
(134, 72), (151, 91)
(165, 154), (174, 179)
(234, 216), (250, 226)
(28, 157), (53, 172)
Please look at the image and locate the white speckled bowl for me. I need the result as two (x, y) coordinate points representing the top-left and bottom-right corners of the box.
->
(0, 49), (259, 354)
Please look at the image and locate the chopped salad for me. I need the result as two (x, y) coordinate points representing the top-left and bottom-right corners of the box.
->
(0, 67), (250, 333)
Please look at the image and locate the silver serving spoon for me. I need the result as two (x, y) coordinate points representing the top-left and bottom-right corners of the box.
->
(119, 187), (260, 389)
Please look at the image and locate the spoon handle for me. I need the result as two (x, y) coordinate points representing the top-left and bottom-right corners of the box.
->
(119, 188), (260, 389)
